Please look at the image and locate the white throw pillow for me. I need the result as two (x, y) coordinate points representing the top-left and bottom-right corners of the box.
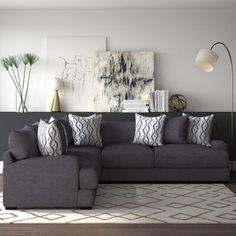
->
(133, 113), (166, 146)
(183, 113), (214, 147)
(37, 118), (62, 156)
(68, 114), (103, 147)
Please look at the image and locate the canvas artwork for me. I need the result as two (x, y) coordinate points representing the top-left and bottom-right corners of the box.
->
(94, 51), (155, 112)
(46, 37), (106, 111)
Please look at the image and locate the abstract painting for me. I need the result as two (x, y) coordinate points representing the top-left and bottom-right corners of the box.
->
(46, 37), (106, 111)
(94, 51), (154, 112)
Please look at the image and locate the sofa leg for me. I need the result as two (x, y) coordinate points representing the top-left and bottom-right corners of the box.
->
(78, 207), (92, 210)
(5, 207), (17, 210)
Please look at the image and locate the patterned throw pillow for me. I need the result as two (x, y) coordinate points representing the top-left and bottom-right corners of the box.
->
(183, 114), (214, 147)
(68, 114), (103, 147)
(133, 113), (166, 146)
(37, 118), (62, 156)
(49, 117), (68, 154)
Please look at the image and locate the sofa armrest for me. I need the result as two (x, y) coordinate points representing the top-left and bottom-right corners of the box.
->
(211, 140), (228, 151)
(3, 150), (16, 166)
(3, 155), (80, 208)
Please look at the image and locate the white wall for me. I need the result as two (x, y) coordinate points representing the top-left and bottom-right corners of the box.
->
(0, 9), (235, 112)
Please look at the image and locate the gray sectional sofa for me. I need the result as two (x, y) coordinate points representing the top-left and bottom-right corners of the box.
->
(3, 115), (230, 209)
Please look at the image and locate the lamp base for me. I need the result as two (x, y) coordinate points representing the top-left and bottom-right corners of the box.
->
(51, 90), (61, 112)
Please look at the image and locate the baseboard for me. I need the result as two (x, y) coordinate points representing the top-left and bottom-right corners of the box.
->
(0, 161), (3, 174)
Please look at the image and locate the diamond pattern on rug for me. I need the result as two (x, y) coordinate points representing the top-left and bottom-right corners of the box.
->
(0, 184), (236, 224)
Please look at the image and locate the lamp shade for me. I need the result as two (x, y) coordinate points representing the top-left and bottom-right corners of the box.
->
(51, 77), (63, 91)
(195, 49), (218, 72)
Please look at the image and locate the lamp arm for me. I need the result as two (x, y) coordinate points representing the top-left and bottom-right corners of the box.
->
(211, 42), (234, 170)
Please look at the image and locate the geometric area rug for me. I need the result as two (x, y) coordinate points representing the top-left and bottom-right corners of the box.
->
(1, 184), (236, 224)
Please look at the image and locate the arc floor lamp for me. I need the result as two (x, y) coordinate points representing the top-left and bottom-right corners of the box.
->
(195, 42), (234, 170)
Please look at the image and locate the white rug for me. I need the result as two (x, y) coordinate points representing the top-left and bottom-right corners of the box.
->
(1, 184), (236, 224)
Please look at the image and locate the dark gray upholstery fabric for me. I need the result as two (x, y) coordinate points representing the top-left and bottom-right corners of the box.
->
(154, 144), (229, 169)
(27, 122), (39, 134)
(3, 151), (16, 166)
(102, 143), (154, 168)
(100, 121), (135, 146)
(77, 189), (96, 208)
(211, 139), (228, 151)
(163, 116), (188, 144)
(101, 168), (230, 182)
(79, 166), (99, 189)
(8, 126), (40, 160)
(67, 145), (101, 189)
(67, 145), (101, 159)
(3, 155), (79, 208)
(3, 117), (230, 209)
(211, 120), (220, 140)
(59, 115), (73, 145)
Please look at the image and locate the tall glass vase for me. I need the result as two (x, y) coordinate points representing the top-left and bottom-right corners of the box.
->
(16, 90), (28, 113)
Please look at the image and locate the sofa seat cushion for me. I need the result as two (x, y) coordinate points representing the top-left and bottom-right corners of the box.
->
(154, 144), (229, 169)
(67, 145), (101, 189)
(67, 145), (101, 159)
(102, 143), (154, 168)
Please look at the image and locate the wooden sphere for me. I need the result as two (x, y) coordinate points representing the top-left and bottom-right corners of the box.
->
(169, 94), (187, 112)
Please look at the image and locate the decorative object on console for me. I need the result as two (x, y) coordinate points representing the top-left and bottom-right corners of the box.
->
(50, 77), (63, 112)
(133, 113), (166, 146)
(68, 114), (103, 147)
(149, 90), (169, 112)
(183, 113), (214, 147)
(0, 53), (39, 112)
(46, 37), (106, 111)
(94, 51), (154, 112)
(195, 42), (234, 166)
(169, 94), (187, 112)
(122, 100), (149, 113)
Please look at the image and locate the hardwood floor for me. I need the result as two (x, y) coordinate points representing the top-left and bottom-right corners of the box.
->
(0, 174), (236, 236)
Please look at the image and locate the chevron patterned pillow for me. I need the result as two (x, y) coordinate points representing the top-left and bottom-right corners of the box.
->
(37, 119), (62, 156)
(183, 114), (214, 147)
(133, 114), (166, 146)
(49, 116), (68, 154)
(68, 114), (103, 147)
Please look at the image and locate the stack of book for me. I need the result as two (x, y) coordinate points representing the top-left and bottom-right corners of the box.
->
(122, 100), (149, 113)
(149, 90), (169, 112)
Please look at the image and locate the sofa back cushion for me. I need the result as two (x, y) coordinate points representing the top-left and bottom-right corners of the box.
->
(163, 116), (189, 144)
(8, 125), (40, 160)
(101, 116), (188, 146)
(59, 115), (74, 145)
(101, 121), (135, 146)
